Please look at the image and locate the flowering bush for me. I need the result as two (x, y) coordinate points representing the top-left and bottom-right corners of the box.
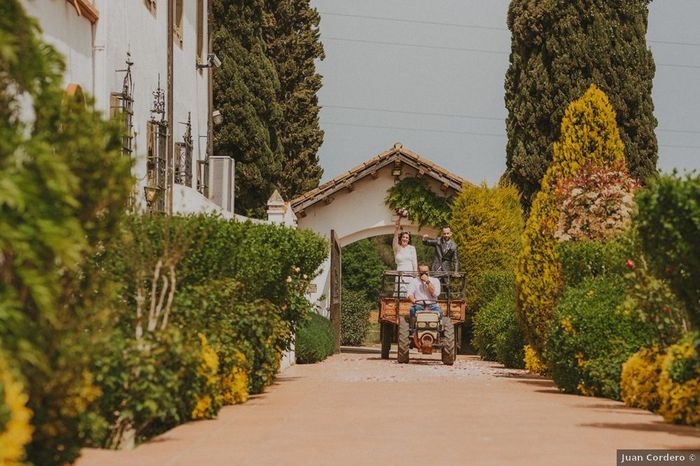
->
(220, 350), (250, 405)
(524, 345), (548, 374)
(190, 334), (221, 420)
(657, 332), (700, 426)
(0, 356), (32, 466)
(554, 161), (638, 242)
(621, 346), (664, 411)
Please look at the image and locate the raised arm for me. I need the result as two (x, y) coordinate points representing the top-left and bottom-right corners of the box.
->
(422, 234), (438, 246)
(392, 218), (401, 254)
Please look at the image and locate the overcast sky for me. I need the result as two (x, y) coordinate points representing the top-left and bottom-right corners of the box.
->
(310, 0), (700, 185)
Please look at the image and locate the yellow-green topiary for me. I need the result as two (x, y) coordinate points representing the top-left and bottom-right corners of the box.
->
(657, 333), (700, 426)
(0, 356), (32, 466)
(516, 84), (627, 353)
(621, 347), (665, 411)
(450, 182), (524, 310)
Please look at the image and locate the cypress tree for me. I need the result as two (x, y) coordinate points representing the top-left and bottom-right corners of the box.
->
(212, 0), (283, 217)
(263, 0), (325, 200)
(504, 0), (658, 209)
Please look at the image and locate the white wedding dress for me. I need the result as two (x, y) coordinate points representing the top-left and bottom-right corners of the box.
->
(394, 244), (417, 297)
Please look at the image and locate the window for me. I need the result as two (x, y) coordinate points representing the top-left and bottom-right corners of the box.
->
(146, 120), (168, 212)
(174, 113), (193, 187)
(174, 0), (184, 47)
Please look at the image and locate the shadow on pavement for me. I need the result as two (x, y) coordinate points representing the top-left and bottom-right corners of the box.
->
(579, 421), (700, 439)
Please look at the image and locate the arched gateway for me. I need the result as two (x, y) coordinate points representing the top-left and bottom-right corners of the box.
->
(290, 143), (468, 350)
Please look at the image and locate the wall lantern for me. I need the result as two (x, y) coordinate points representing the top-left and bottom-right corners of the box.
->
(144, 184), (159, 207)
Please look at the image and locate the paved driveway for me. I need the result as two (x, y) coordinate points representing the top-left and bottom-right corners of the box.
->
(77, 352), (700, 466)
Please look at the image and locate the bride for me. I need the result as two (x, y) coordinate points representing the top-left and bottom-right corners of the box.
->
(393, 217), (417, 297)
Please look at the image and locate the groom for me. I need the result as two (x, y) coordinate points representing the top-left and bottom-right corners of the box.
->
(422, 226), (459, 273)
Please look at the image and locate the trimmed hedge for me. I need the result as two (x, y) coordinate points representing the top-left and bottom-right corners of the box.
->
(546, 278), (654, 399)
(296, 313), (336, 364)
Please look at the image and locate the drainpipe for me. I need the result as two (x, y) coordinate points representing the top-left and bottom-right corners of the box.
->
(167, 0), (175, 214)
(207, 0), (214, 199)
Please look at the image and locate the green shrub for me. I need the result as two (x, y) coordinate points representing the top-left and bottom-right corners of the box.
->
(450, 183), (523, 310)
(0, 3), (133, 462)
(386, 177), (452, 228)
(556, 239), (628, 288)
(621, 346), (665, 412)
(341, 288), (373, 346)
(473, 287), (525, 369)
(296, 313), (336, 364)
(636, 173), (700, 329)
(546, 278), (654, 399)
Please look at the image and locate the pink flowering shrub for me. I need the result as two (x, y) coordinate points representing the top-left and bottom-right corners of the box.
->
(554, 161), (638, 242)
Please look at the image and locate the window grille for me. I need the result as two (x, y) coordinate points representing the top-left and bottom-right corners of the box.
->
(146, 78), (167, 213)
(175, 113), (193, 187)
(110, 53), (134, 157)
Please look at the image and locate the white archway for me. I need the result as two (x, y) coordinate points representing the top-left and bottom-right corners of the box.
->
(291, 143), (469, 316)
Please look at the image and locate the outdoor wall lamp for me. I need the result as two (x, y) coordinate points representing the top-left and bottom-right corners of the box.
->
(391, 167), (402, 177)
(144, 184), (159, 207)
(212, 109), (223, 125)
(196, 53), (222, 70)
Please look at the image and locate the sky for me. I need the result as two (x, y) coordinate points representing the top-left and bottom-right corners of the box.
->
(310, 0), (700, 186)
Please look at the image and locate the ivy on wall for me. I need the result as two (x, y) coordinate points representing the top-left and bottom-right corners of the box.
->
(385, 177), (452, 228)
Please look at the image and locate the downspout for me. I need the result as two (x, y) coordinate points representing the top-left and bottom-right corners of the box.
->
(167, 0), (175, 214)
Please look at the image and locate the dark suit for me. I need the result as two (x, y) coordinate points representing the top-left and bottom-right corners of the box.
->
(422, 237), (459, 273)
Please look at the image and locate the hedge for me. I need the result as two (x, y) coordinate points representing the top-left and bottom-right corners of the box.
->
(296, 313), (337, 364)
(341, 288), (373, 346)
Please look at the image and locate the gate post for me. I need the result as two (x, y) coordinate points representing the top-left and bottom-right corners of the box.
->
(329, 229), (342, 352)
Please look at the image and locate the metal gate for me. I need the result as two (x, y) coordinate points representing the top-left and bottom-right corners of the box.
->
(329, 229), (341, 352)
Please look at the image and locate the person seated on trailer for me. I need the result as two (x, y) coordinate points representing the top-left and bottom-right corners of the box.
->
(406, 264), (442, 318)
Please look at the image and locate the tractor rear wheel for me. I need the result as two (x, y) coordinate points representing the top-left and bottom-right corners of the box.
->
(380, 322), (393, 359)
(441, 317), (455, 365)
(397, 318), (410, 364)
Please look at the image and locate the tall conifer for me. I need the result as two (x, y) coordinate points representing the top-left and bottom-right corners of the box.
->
(263, 0), (325, 199)
(211, 0), (283, 217)
(504, 0), (658, 209)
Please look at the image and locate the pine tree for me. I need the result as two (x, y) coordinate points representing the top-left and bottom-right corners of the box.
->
(212, 0), (284, 217)
(263, 0), (325, 200)
(504, 0), (658, 209)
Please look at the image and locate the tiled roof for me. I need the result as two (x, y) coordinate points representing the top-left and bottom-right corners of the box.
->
(291, 143), (470, 213)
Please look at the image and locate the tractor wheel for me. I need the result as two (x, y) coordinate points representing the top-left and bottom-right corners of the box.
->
(380, 322), (393, 359)
(441, 317), (455, 365)
(397, 318), (410, 364)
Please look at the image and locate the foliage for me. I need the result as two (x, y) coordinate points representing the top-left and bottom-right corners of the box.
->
(386, 177), (453, 229)
(342, 240), (386, 302)
(545, 278), (653, 399)
(262, 0), (325, 199)
(340, 288), (373, 346)
(0, 354), (32, 466)
(504, 0), (657, 209)
(635, 173), (700, 329)
(211, 0), (283, 217)
(523, 345), (547, 375)
(450, 183), (523, 310)
(554, 162), (638, 242)
(657, 332), (700, 426)
(516, 85), (627, 352)
(472, 280), (525, 369)
(621, 346), (664, 412)
(190, 334), (222, 420)
(619, 260), (689, 348)
(556, 239), (628, 289)
(295, 313), (336, 364)
(0, 3), (133, 463)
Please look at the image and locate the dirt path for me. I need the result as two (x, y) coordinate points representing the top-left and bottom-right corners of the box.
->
(77, 352), (700, 466)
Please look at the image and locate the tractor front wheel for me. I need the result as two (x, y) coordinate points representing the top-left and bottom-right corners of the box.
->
(441, 317), (455, 365)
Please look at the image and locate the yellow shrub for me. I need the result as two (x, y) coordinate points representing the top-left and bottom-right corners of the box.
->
(621, 347), (664, 411)
(0, 356), (32, 466)
(191, 333), (221, 420)
(516, 84), (627, 351)
(221, 351), (249, 405)
(657, 336), (700, 426)
(524, 345), (548, 375)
